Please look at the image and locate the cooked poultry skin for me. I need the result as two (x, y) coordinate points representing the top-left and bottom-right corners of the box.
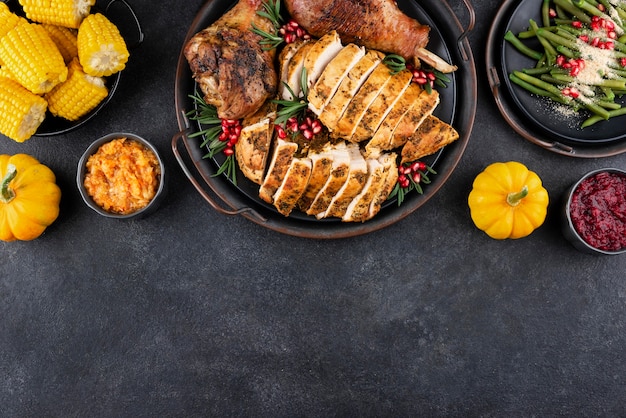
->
(184, 0), (277, 120)
(285, 0), (438, 68)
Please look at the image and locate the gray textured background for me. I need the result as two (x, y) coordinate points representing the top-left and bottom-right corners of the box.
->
(1, 0), (625, 416)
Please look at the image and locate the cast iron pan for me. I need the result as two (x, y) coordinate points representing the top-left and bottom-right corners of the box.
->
(486, 0), (626, 157)
(172, 0), (477, 239)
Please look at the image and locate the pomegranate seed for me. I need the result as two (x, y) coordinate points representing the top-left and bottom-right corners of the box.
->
(223, 147), (234, 156)
(572, 20), (583, 29)
(412, 172), (421, 183)
(598, 3), (605, 12)
(549, 8), (557, 18)
(302, 129), (313, 140)
(578, 34), (589, 43)
(620, 57), (626, 67)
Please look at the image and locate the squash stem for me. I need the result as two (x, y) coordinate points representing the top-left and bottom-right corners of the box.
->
(1, 164), (17, 203)
(507, 185), (529, 207)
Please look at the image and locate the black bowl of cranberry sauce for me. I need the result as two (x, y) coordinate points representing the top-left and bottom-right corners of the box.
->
(561, 168), (626, 255)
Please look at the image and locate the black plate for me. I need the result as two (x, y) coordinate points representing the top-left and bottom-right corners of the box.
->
(2, 0), (140, 137)
(173, 0), (476, 239)
(486, 0), (626, 157)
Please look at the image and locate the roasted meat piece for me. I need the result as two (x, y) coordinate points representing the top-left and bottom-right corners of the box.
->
(184, 0), (277, 120)
(284, 0), (457, 72)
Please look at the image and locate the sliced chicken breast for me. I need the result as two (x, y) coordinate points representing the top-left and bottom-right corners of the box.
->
(297, 146), (334, 211)
(319, 143), (368, 219)
(308, 43), (365, 115)
(387, 88), (440, 150)
(278, 41), (309, 100)
(401, 115), (459, 164)
(282, 40), (314, 100)
(306, 142), (350, 216)
(318, 50), (384, 131)
(333, 62), (394, 140)
(342, 157), (385, 222)
(273, 157), (313, 216)
(350, 68), (413, 142)
(258, 138), (298, 203)
(303, 30), (344, 92)
(364, 82), (422, 157)
(368, 152), (398, 220)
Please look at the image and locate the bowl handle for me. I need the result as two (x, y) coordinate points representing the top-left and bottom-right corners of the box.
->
(171, 129), (267, 221)
(105, 0), (145, 48)
(454, 0), (476, 62)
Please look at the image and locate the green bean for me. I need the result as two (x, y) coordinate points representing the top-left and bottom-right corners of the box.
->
(514, 70), (567, 96)
(523, 66), (552, 75)
(553, 0), (592, 23)
(581, 106), (626, 127)
(572, 0), (603, 18)
(531, 20), (558, 64)
(504, 31), (543, 60)
(536, 28), (578, 50)
(543, 0), (552, 27)
(509, 73), (568, 103)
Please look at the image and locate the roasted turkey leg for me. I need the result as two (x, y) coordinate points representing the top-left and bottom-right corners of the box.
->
(284, 0), (457, 73)
(184, 0), (278, 120)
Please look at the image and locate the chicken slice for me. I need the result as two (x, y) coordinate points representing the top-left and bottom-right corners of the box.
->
(368, 152), (398, 220)
(401, 115), (459, 164)
(282, 40), (314, 100)
(318, 143), (368, 219)
(306, 142), (350, 216)
(387, 89), (440, 150)
(318, 50), (384, 131)
(234, 101), (276, 185)
(273, 157), (313, 216)
(333, 62), (394, 140)
(308, 43), (365, 115)
(350, 68), (413, 143)
(342, 157), (385, 222)
(364, 82), (422, 157)
(303, 30), (344, 92)
(297, 146), (334, 211)
(278, 41), (309, 100)
(258, 138), (298, 203)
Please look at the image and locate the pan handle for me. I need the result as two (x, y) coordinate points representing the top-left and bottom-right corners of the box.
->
(171, 129), (268, 221)
(455, 0), (476, 62)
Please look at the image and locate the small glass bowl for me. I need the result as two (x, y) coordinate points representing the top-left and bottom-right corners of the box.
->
(76, 132), (166, 219)
(561, 168), (626, 255)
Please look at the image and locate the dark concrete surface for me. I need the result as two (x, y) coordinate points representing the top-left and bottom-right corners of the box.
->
(1, 0), (626, 416)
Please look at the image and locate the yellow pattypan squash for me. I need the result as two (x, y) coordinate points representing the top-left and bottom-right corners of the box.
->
(0, 154), (61, 242)
(468, 161), (549, 239)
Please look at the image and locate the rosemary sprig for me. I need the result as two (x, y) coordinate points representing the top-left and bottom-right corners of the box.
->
(272, 68), (309, 126)
(250, 0), (284, 50)
(186, 90), (238, 185)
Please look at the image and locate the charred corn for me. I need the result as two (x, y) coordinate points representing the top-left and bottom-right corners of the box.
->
(0, 2), (24, 39)
(78, 13), (129, 77)
(41, 24), (78, 63)
(0, 77), (48, 142)
(18, 0), (95, 29)
(0, 20), (68, 94)
(46, 58), (108, 121)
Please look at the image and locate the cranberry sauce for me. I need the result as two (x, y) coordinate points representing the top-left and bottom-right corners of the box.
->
(569, 171), (626, 252)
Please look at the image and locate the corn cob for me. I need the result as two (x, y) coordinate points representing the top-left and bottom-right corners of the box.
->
(0, 77), (48, 142)
(41, 24), (78, 63)
(0, 2), (24, 39)
(46, 58), (108, 121)
(18, 0), (96, 29)
(0, 20), (68, 94)
(78, 13), (129, 77)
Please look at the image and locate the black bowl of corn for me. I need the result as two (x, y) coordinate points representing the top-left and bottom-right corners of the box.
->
(0, 0), (140, 142)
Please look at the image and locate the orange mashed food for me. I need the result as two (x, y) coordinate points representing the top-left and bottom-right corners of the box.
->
(84, 137), (161, 215)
